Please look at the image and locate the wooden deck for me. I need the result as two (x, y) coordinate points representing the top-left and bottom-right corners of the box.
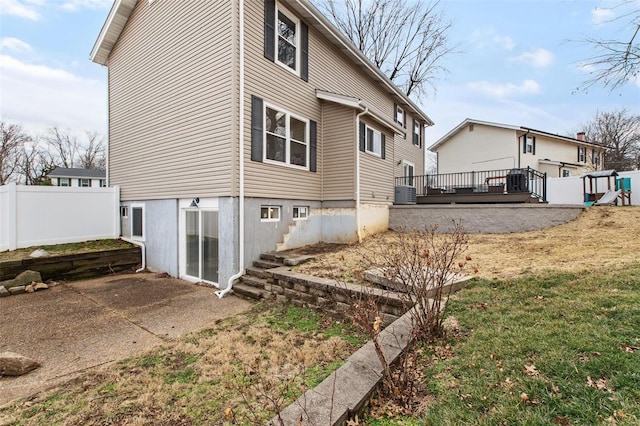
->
(417, 192), (542, 204)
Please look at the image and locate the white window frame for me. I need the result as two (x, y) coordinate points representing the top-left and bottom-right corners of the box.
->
(562, 170), (571, 177)
(365, 125), (382, 157)
(525, 136), (534, 153)
(275, 4), (300, 76)
(58, 178), (70, 187)
(578, 146), (587, 162)
(120, 206), (129, 218)
(402, 160), (415, 187)
(99, 179), (107, 187)
(263, 102), (310, 170)
(293, 206), (309, 220)
(79, 178), (91, 187)
(131, 203), (145, 241)
(261, 205), (281, 222)
(396, 105), (405, 127)
(413, 121), (421, 147)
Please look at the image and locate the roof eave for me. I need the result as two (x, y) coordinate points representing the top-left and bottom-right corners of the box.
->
(90, 0), (137, 65)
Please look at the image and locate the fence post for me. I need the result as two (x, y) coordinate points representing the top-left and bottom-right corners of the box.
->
(113, 185), (121, 238)
(543, 172), (547, 203)
(7, 182), (18, 250)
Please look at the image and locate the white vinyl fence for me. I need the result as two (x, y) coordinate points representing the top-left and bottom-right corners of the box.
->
(0, 183), (120, 251)
(547, 170), (640, 205)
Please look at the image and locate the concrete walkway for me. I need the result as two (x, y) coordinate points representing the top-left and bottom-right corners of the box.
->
(0, 273), (252, 406)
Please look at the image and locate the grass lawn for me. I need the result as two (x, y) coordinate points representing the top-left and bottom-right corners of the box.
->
(0, 304), (364, 425)
(367, 263), (640, 425)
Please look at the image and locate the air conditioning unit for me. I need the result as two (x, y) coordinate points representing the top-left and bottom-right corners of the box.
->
(394, 185), (416, 205)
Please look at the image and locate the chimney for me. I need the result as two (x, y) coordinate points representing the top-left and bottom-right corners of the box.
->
(576, 132), (586, 141)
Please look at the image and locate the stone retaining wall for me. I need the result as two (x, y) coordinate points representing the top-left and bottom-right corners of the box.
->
(389, 204), (584, 233)
(264, 267), (410, 325)
(0, 248), (142, 282)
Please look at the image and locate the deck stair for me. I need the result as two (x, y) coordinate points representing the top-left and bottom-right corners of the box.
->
(232, 251), (316, 300)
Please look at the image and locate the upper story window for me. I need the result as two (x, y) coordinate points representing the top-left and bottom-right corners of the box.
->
(264, 104), (309, 169)
(578, 146), (587, 163)
(522, 135), (536, 155)
(413, 121), (422, 147)
(264, 1), (309, 81)
(277, 7), (298, 72)
(395, 105), (406, 128)
(525, 136), (534, 153)
(359, 121), (386, 159)
(366, 125), (382, 157)
(592, 149), (600, 166)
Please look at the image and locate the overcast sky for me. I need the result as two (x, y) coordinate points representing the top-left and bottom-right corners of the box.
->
(1, 0), (638, 147)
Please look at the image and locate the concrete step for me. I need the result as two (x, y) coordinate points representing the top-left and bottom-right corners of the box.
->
(244, 266), (272, 279)
(241, 275), (267, 290)
(253, 259), (283, 270)
(259, 252), (279, 262)
(233, 283), (268, 301)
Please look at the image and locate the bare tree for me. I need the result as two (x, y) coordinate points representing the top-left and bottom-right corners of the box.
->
(0, 121), (30, 185)
(44, 127), (106, 170)
(317, 0), (454, 99)
(582, 108), (640, 171)
(77, 131), (106, 170)
(44, 126), (79, 168)
(576, 1), (640, 91)
(18, 139), (56, 185)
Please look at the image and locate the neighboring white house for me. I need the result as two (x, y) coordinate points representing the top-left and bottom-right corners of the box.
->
(48, 167), (107, 188)
(430, 119), (606, 178)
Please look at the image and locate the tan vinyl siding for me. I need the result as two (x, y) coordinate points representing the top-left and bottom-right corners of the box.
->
(360, 119), (394, 204)
(394, 112), (425, 178)
(243, 0), (411, 200)
(322, 103), (355, 200)
(108, 1), (235, 201)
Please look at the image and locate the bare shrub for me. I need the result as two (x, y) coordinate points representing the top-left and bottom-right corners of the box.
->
(357, 221), (471, 340)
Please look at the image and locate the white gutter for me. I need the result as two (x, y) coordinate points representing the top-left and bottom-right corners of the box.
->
(217, 0), (245, 298)
(355, 106), (368, 243)
(120, 237), (146, 273)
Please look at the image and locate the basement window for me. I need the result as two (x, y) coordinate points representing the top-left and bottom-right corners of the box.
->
(261, 206), (281, 222)
(131, 204), (145, 240)
(120, 206), (129, 218)
(293, 206), (308, 220)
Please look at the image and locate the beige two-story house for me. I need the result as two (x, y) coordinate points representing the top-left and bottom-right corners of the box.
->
(90, 0), (432, 292)
(430, 119), (604, 178)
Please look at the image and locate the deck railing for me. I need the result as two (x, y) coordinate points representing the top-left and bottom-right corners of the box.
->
(395, 167), (547, 202)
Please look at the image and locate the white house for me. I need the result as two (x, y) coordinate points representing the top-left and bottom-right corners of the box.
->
(48, 167), (107, 188)
(430, 119), (606, 178)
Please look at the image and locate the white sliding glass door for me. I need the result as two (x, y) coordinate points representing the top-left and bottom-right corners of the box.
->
(185, 210), (219, 284)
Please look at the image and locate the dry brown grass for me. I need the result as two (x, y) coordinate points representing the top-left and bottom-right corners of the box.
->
(0, 239), (133, 262)
(1, 304), (359, 425)
(297, 206), (640, 281)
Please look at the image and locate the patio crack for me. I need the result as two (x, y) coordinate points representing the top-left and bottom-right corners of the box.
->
(61, 282), (170, 342)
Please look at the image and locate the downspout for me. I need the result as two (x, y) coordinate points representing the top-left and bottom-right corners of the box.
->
(355, 106), (368, 243)
(217, 0), (244, 298)
(120, 237), (146, 273)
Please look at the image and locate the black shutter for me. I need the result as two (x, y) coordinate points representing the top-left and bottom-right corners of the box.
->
(309, 120), (317, 172)
(419, 123), (423, 148)
(301, 22), (309, 82)
(532, 136), (536, 155)
(381, 133), (386, 159)
(403, 111), (407, 129)
(523, 136), (527, 154)
(577, 146), (580, 161)
(359, 121), (366, 152)
(264, 0), (275, 61)
(393, 103), (398, 123)
(251, 95), (263, 162)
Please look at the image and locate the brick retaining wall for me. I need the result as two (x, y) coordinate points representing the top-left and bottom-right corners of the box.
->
(389, 204), (584, 233)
